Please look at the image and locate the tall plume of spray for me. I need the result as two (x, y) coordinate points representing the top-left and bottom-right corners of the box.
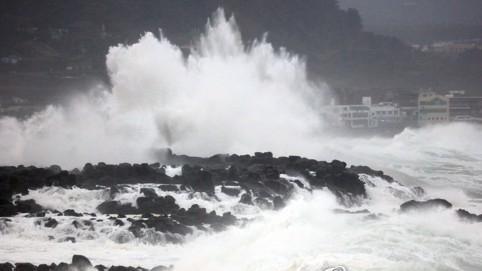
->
(0, 9), (327, 169)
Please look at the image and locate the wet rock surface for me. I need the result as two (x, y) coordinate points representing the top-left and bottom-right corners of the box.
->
(0, 150), (386, 252)
(1, 151), (373, 217)
(0, 151), (478, 270)
(400, 198), (453, 212)
(1, 151), (474, 246)
(1, 255), (169, 271)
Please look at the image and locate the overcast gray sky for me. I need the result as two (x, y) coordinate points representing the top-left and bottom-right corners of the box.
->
(338, 0), (482, 27)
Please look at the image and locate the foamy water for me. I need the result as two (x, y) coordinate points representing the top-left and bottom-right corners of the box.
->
(1, 8), (482, 271)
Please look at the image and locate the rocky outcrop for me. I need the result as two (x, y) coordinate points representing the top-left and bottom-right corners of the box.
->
(456, 209), (482, 223)
(0, 255), (167, 271)
(400, 199), (453, 212)
(348, 165), (394, 183)
(0, 151), (385, 248)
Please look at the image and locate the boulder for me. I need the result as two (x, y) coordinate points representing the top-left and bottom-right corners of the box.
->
(47, 171), (77, 188)
(55, 263), (69, 271)
(108, 266), (138, 271)
(314, 170), (366, 198)
(96, 201), (137, 215)
(272, 196), (286, 210)
(158, 185), (178, 192)
(264, 179), (293, 197)
(114, 219), (125, 226)
(149, 266), (169, 271)
(221, 186), (241, 197)
(145, 216), (192, 236)
(0, 263), (14, 271)
(400, 199), (452, 212)
(140, 188), (158, 198)
(16, 200), (43, 214)
(71, 255), (93, 271)
(349, 165), (394, 182)
(63, 209), (82, 217)
(136, 196), (179, 215)
(35, 265), (48, 271)
(181, 165), (214, 194)
(14, 263), (36, 271)
(239, 193), (253, 205)
(0, 201), (18, 217)
(58, 237), (76, 243)
(44, 218), (59, 228)
(456, 209), (482, 223)
(220, 212), (237, 225)
(109, 186), (121, 199)
(254, 197), (272, 210)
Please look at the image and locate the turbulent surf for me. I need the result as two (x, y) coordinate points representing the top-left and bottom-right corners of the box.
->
(1, 9), (481, 271)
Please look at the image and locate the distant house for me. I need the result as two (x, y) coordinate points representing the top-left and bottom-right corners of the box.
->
(417, 90), (449, 126)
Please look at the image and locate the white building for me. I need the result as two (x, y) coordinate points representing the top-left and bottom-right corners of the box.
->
(322, 101), (403, 129)
(322, 104), (374, 128)
(369, 102), (401, 127)
(418, 90), (449, 126)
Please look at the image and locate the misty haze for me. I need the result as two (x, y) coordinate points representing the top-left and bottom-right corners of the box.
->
(0, 1), (481, 271)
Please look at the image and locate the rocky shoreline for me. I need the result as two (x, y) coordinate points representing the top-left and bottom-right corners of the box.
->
(1, 150), (481, 270)
(0, 255), (172, 271)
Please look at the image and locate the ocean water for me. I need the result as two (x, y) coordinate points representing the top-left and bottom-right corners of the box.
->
(1, 9), (482, 271)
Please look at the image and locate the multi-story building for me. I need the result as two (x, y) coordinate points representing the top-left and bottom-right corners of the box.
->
(322, 102), (401, 129)
(322, 105), (371, 128)
(369, 102), (401, 127)
(417, 90), (449, 126)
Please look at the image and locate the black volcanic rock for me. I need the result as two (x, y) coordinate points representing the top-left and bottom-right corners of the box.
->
(136, 196), (180, 215)
(71, 255), (93, 271)
(349, 165), (394, 182)
(264, 179), (293, 197)
(181, 165), (214, 194)
(254, 197), (272, 210)
(400, 199), (453, 212)
(56, 263), (69, 271)
(14, 264), (36, 271)
(145, 216), (192, 236)
(96, 201), (137, 215)
(149, 266), (169, 271)
(16, 199), (43, 214)
(272, 196), (286, 210)
(221, 186), (241, 197)
(159, 184), (179, 192)
(456, 209), (482, 223)
(0, 151), (400, 246)
(220, 212), (237, 225)
(63, 209), (82, 217)
(239, 193), (253, 205)
(108, 266), (139, 271)
(109, 186), (121, 199)
(0, 263), (14, 271)
(78, 162), (171, 186)
(140, 188), (158, 198)
(44, 218), (59, 228)
(47, 171), (77, 188)
(0, 201), (18, 217)
(113, 219), (125, 226)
